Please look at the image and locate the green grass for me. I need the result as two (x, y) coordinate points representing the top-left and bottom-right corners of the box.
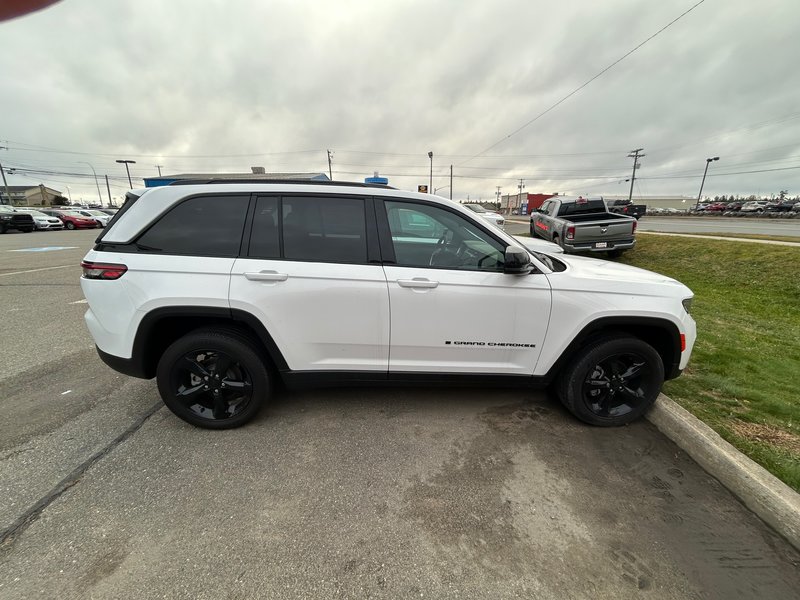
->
(619, 237), (800, 491)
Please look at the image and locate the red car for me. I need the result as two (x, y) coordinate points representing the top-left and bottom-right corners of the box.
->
(704, 202), (728, 212)
(41, 209), (98, 230)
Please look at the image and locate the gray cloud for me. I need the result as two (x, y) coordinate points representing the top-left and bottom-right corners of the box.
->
(1, 0), (798, 203)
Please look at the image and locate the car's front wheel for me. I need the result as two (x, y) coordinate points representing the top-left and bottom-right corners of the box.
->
(556, 336), (664, 426)
(65, 222), (75, 230)
(156, 328), (271, 429)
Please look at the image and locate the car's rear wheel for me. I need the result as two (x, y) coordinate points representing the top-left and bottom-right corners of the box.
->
(156, 328), (270, 429)
(556, 336), (664, 426)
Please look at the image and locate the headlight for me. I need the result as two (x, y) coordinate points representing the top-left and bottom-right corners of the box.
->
(682, 297), (693, 314)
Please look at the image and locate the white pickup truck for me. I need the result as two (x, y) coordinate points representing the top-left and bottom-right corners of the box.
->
(530, 196), (637, 257)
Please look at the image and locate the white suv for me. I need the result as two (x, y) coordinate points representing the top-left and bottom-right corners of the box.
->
(81, 180), (696, 429)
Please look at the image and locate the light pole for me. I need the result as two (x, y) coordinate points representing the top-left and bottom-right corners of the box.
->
(696, 156), (719, 211)
(78, 161), (103, 205)
(116, 159), (136, 189)
(427, 151), (433, 194)
(434, 185), (450, 196)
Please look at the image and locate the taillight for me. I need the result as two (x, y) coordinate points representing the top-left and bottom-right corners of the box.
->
(566, 225), (575, 240)
(680, 333), (686, 352)
(632, 220), (637, 234)
(81, 261), (127, 280)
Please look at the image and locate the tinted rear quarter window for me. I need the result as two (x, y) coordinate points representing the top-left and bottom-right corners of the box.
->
(136, 195), (249, 256)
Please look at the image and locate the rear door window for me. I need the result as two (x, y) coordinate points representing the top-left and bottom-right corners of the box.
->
(281, 196), (367, 264)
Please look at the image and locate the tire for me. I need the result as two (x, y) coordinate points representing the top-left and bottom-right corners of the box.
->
(530, 222), (536, 237)
(156, 328), (271, 429)
(607, 249), (624, 258)
(556, 336), (664, 426)
(21, 227), (33, 233)
(0, 225), (6, 234)
(66, 222), (75, 230)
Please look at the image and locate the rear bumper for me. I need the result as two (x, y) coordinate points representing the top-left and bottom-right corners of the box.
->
(563, 238), (636, 253)
(96, 346), (151, 379)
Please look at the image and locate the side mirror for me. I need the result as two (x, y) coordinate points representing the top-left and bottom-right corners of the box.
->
(504, 245), (533, 274)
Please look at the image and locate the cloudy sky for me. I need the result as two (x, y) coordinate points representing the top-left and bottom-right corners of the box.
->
(1, 0), (798, 204)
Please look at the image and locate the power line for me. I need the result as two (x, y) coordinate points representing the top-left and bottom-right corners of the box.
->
(460, 0), (707, 165)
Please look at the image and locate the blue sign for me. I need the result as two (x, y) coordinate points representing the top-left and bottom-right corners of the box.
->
(365, 176), (388, 185)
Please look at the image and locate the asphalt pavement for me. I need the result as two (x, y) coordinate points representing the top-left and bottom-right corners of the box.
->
(1, 228), (799, 599)
(504, 215), (800, 237)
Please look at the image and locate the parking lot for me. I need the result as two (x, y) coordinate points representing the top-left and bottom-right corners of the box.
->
(1, 229), (799, 599)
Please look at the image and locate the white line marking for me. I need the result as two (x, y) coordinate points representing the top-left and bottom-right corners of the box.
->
(0, 265), (74, 278)
(61, 390), (72, 395)
(70, 299), (88, 304)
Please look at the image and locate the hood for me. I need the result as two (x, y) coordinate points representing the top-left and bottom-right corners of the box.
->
(549, 253), (692, 297)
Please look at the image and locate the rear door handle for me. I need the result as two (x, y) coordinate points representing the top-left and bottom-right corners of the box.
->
(245, 270), (288, 282)
(397, 278), (439, 289)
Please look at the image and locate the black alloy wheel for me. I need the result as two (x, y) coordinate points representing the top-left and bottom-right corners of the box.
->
(557, 336), (664, 426)
(157, 329), (270, 429)
(582, 353), (651, 419)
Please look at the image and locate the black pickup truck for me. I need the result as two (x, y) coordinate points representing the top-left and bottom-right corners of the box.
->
(608, 199), (646, 220)
(0, 205), (35, 233)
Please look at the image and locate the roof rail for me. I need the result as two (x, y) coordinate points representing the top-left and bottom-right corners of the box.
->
(167, 179), (395, 189)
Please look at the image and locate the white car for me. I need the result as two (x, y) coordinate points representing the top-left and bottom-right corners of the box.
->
(740, 201), (768, 213)
(76, 209), (111, 227)
(15, 208), (64, 230)
(462, 203), (505, 229)
(81, 181), (695, 430)
(512, 235), (564, 254)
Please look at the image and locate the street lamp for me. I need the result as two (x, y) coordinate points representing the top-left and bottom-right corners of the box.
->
(695, 156), (719, 211)
(427, 151), (433, 194)
(116, 159), (136, 189)
(433, 185), (450, 196)
(78, 161), (103, 205)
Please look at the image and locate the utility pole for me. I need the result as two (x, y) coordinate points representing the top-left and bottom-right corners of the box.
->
(517, 179), (525, 213)
(627, 148), (644, 203)
(155, 165), (163, 177)
(0, 160), (11, 205)
(449, 164), (453, 201)
(327, 149), (333, 180)
(105, 175), (113, 207)
(428, 151), (433, 193)
(696, 156), (720, 211)
(495, 186), (502, 210)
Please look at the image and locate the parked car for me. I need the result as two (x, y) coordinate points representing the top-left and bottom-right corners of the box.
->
(766, 200), (796, 213)
(75, 209), (111, 227)
(607, 199), (646, 220)
(0, 205), (35, 233)
(704, 202), (728, 212)
(740, 201), (768, 213)
(99, 208), (119, 216)
(530, 196), (637, 257)
(693, 203), (710, 212)
(15, 208), (64, 230)
(725, 202), (743, 212)
(80, 181), (695, 429)
(462, 203), (505, 229)
(793, 202), (800, 212)
(40, 209), (98, 229)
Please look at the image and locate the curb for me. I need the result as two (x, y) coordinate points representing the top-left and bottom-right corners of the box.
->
(646, 394), (800, 551)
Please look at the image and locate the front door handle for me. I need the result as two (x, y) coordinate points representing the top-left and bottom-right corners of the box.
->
(245, 270), (288, 282)
(397, 278), (439, 289)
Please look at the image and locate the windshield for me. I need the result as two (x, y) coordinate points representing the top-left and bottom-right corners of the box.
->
(464, 204), (487, 213)
(61, 211), (84, 217)
(84, 210), (107, 216)
(22, 210), (47, 217)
